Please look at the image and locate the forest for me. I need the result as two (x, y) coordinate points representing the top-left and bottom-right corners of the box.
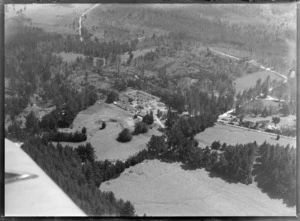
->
(255, 142), (296, 207)
(21, 138), (135, 216)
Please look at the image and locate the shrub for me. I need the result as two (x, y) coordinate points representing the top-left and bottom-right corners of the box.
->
(25, 111), (39, 133)
(47, 131), (87, 142)
(117, 128), (132, 142)
(134, 121), (149, 134)
(100, 122), (106, 130)
(106, 90), (119, 104)
(211, 141), (221, 150)
(142, 112), (154, 125)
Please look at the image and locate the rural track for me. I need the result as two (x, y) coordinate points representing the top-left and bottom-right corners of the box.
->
(79, 4), (100, 41)
(216, 122), (296, 140)
(210, 48), (288, 82)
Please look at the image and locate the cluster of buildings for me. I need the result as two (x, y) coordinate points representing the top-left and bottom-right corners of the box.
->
(218, 113), (279, 132)
(114, 89), (168, 125)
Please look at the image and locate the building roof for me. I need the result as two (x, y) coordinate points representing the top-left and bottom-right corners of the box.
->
(5, 139), (86, 216)
(289, 71), (296, 79)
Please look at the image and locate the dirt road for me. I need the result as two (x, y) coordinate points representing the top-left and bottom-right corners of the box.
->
(79, 4), (99, 41)
(210, 48), (287, 82)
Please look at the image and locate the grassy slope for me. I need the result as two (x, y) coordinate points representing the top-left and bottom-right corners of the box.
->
(84, 4), (296, 41)
(100, 159), (295, 216)
(195, 124), (296, 149)
(56, 101), (161, 161)
(6, 4), (93, 35)
(234, 70), (284, 93)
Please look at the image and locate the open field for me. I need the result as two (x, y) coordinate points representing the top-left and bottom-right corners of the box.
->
(54, 52), (85, 63)
(244, 115), (296, 128)
(195, 123), (296, 148)
(54, 52), (105, 67)
(234, 70), (284, 93)
(100, 159), (295, 216)
(57, 101), (161, 161)
(6, 4), (93, 35)
(120, 47), (157, 64)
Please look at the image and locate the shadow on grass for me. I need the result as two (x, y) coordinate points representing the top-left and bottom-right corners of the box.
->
(182, 158), (295, 207)
(180, 161), (240, 184)
(153, 155), (296, 207)
(207, 170), (240, 184)
(252, 159), (295, 208)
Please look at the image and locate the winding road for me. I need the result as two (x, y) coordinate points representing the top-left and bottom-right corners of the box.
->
(79, 4), (99, 42)
(210, 49), (288, 82)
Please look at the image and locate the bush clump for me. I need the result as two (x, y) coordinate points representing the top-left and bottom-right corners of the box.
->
(47, 131), (87, 142)
(106, 90), (119, 104)
(117, 128), (132, 142)
(134, 121), (149, 134)
(100, 122), (106, 130)
(142, 111), (154, 125)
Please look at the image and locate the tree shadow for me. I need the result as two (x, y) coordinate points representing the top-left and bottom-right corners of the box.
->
(180, 162), (240, 184)
(157, 155), (295, 207)
(207, 170), (240, 184)
(253, 162), (295, 208)
(180, 163), (200, 171)
(157, 156), (180, 165)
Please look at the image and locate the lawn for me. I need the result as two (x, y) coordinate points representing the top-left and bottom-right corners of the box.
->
(100, 159), (295, 216)
(56, 101), (161, 161)
(243, 115), (296, 128)
(120, 47), (157, 64)
(6, 4), (93, 35)
(195, 123), (296, 148)
(234, 70), (284, 93)
(54, 52), (85, 63)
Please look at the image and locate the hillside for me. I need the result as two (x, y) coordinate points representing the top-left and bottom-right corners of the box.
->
(5, 4), (93, 35)
(82, 4), (296, 71)
(5, 4), (296, 216)
(84, 4), (296, 41)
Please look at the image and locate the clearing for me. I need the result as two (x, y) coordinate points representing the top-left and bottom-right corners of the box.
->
(195, 123), (296, 148)
(53, 52), (105, 67)
(56, 101), (161, 161)
(6, 4), (93, 35)
(243, 115), (296, 129)
(234, 70), (284, 93)
(100, 159), (296, 216)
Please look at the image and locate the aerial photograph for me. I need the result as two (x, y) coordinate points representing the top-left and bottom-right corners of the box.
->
(4, 3), (297, 216)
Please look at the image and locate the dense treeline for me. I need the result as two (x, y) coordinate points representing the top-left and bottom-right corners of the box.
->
(21, 138), (135, 216)
(206, 143), (257, 184)
(46, 130), (87, 142)
(40, 85), (98, 129)
(255, 142), (296, 207)
(92, 4), (292, 71)
(78, 148), (149, 187)
(5, 16), (131, 121)
(5, 17), (65, 119)
(155, 86), (233, 117)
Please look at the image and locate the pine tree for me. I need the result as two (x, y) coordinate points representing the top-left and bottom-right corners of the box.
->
(25, 111), (39, 133)
(120, 201), (135, 216)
